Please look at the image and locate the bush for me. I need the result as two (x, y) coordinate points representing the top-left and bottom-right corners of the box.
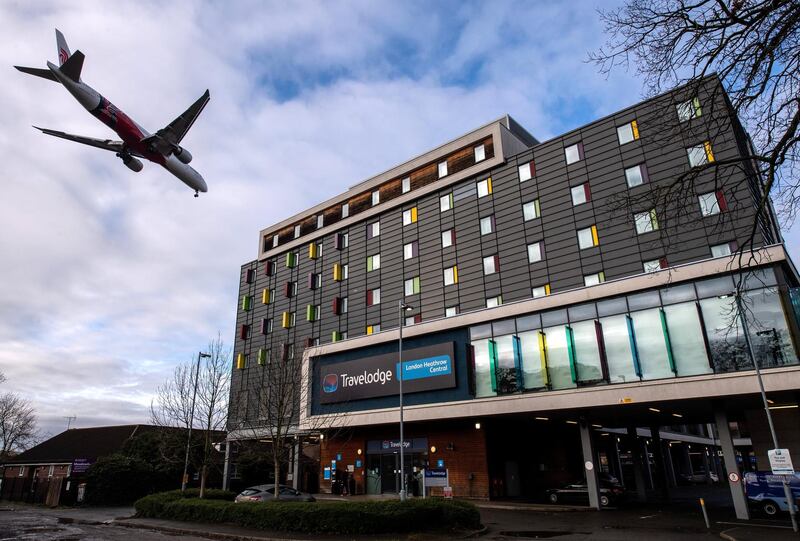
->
(132, 489), (235, 517)
(85, 455), (156, 506)
(134, 493), (480, 534)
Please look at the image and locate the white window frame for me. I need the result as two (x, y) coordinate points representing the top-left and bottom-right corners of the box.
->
(341, 203), (349, 218)
(617, 123), (636, 145)
(527, 242), (543, 263)
(294, 225), (301, 239)
(402, 208), (416, 226)
(480, 216), (494, 235)
(532, 286), (548, 298)
(699, 192), (720, 216)
(474, 144), (485, 162)
(565, 143), (582, 164)
(577, 227), (596, 249)
(477, 179), (491, 198)
(372, 190), (380, 206)
(711, 243), (733, 258)
(317, 215), (324, 229)
(483, 254), (498, 275)
(643, 259), (664, 273)
(342, 297), (349, 313)
(687, 144), (708, 167)
(404, 277), (420, 296)
(523, 200), (540, 221)
(368, 221), (380, 238)
(403, 241), (416, 260)
(571, 184), (588, 206)
(584, 272), (605, 286)
(518, 162), (532, 182)
(272, 234), (279, 248)
(444, 266), (457, 286)
(486, 295), (502, 308)
(442, 229), (454, 248)
(634, 210), (658, 234)
(677, 97), (702, 122)
(401, 177), (411, 193)
(438, 161), (448, 178)
(342, 263), (349, 279)
(445, 306), (459, 317)
(625, 164), (645, 187)
(439, 193), (453, 212)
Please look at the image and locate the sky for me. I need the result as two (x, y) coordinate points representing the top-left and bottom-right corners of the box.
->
(1, 0), (798, 440)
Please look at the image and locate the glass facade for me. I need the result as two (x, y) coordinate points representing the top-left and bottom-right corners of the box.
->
(467, 270), (799, 398)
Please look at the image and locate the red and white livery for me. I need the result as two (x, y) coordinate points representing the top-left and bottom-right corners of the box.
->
(15, 29), (209, 196)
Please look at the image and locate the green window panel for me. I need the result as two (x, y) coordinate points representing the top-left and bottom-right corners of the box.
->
(488, 339), (498, 393)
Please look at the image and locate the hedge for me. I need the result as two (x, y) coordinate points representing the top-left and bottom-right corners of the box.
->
(134, 493), (480, 535)
(133, 489), (235, 516)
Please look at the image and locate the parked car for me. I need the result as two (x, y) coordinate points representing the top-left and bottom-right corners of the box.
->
(744, 472), (800, 516)
(546, 474), (625, 507)
(235, 484), (315, 502)
(679, 471), (720, 484)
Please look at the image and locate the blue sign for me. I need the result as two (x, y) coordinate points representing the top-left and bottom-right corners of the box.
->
(437, 459), (445, 468)
(356, 459), (362, 468)
(336, 453), (342, 461)
(425, 468), (447, 478)
(323, 467), (331, 480)
(331, 460), (337, 469)
(396, 355), (452, 381)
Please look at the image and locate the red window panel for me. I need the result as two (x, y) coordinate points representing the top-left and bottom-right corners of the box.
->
(659, 257), (668, 269)
(584, 183), (592, 202)
(366, 289), (374, 306)
(284, 282), (293, 298)
(305, 337), (315, 348)
(240, 324), (249, 340)
(332, 297), (342, 315)
(264, 260), (275, 276)
(245, 269), (255, 283)
(307, 272), (317, 290)
(716, 190), (728, 212)
(640, 164), (650, 183)
(529, 160), (536, 177)
(260, 318), (269, 334)
(334, 233), (344, 250)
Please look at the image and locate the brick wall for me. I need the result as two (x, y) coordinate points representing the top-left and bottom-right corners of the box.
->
(320, 420), (489, 499)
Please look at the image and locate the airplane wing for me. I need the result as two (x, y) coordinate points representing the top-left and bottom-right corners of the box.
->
(141, 89), (210, 154)
(34, 126), (124, 153)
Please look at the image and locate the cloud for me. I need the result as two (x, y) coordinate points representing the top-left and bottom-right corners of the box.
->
(1, 0), (794, 439)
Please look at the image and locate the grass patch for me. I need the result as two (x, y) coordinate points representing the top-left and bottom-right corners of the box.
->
(134, 492), (480, 535)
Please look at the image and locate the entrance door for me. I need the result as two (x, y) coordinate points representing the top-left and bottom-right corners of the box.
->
(380, 453), (398, 493)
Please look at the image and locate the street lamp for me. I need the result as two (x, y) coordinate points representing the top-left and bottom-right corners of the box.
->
(182, 351), (211, 492)
(735, 293), (798, 532)
(398, 300), (413, 501)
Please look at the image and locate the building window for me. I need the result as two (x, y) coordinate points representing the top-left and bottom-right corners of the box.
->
(518, 161), (535, 182)
(284, 281), (297, 298)
(245, 268), (255, 284)
(294, 225), (301, 239)
(584, 272), (605, 286)
(262, 288), (274, 304)
(625, 164), (648, 187)
(367, 221), (380, 239)
(272, 234), (279, 248)
(441, 229), (455, 248)
(699, 191), (727, 216)
(286, 252), (298, 268)
(477, 178), (493, 198)
(403, 241), (418, 260)
(342, 203), (349, 218)
(483, 254), (499, 275)
(332, 330), (343, 342)
(333, 263), (343, 281)
(372, 190), (380, 206)
(281, 311), (295, 328)
(577, 225), (599, 249)
(480, 215), (495, 235)
(527, 242), (543, 263)
(445, 305), (459, 317)
(440, 193), (454, 212)
(402, 177), (411, 193)
(334, 232), (349, 250)
(486, 295), (503, 308)
(444, 266), (458, 286)
(643, 258), (668, 273)
(523, 199), (541, 221)
(261, 318), (272, 334)
(474, 144), (486, 163)
(571, 183), (591, 205)
(240, 324), (250, 340)
(404, 276), (421, 296)
(634, 209), (659, 234)
(333, 296), (347, 315)
(308, 242), (321, 259)
(438, 160), (448, 178)
(342, 264), (349, 279)
(687, 141), (715, 167)
(264, 260), (276, 276)
(306, 304), (321, 322)
(308, 272), (322, 290)
(366, 323), (381, 335)
(367, 288), (381, 306)
(711, 241), (738, 257)
(616, 120), (640, 145)
(677, 97), (702, 122)
(317, 215), (324, 229)
(18, 466), (25, 477)
(532, 284), (550, 298)
(405, 314), (422, 326)
(48, 465), (54, 478)
(565, 142), (584, 164)
(241, 295), (253, 311)
(402, 207), (418, 226)
(367, 253), (380, 272)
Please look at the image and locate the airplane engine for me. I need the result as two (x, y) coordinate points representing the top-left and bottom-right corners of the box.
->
(122, 155), (143, 172)
(174, 146), (192, 164)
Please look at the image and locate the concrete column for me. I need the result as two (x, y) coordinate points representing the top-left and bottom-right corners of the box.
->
(222, 440), (231, 491)
(642, 439), (654, 489)
(649, 427), (671, 501)
(580, 420), (601, 510)
(664, 442), (678, 487)
(292, 439), (302, 490)
(627, 426), (647, 502)
(715, 407), (750, 520)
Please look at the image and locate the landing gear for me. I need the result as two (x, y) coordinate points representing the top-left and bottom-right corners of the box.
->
(194, 190), (199, 198)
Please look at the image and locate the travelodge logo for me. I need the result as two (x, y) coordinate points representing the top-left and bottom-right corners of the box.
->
(322, 373), (338, 393)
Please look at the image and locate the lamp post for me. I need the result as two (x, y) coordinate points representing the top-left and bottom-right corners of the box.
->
(735, 293), (798, 532)
(182, 351), (211, 492)
(398, 300), (412, 501)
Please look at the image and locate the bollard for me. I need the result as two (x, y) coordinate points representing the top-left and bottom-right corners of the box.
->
(699, 498), (711, 530)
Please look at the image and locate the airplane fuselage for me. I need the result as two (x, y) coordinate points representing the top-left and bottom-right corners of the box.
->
(45, 61), (207, 193)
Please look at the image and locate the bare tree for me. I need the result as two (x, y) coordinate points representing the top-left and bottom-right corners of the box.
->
(233, 343), (346, 499)
(0, 392), (37, 459)
(590, 0), (798, 256)
(151, 334), (231, 497)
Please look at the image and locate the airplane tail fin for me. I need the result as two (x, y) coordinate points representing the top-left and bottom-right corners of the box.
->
(59, 50), (84, 82)
(56, 29), (71, 65)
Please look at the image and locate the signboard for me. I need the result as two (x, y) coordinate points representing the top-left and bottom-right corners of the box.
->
(319, 342), (456, 404)
(443, 486), (453, 499)
(336, 453), (342, 461)
(71, 458), (94, 475)
(424, 468), (448, 487)
(367, 438), (428, 454)
(728, 472), (740, 483)
(356, 459), (362, 468)
(323, 467), (331, 480)
(768, 448), (795, 475)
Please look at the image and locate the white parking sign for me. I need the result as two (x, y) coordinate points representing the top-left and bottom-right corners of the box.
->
(768, 449), (795, 475)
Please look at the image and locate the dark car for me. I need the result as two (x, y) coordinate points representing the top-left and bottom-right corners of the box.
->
(235, 484), (316, 502)
(546, 474), (625, 507)
(744, 472), (800, 516)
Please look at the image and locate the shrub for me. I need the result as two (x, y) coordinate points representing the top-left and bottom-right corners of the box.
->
(133, 489), (235, 516)
(85, 454), (155, 506)
(134, 493), (480, 535)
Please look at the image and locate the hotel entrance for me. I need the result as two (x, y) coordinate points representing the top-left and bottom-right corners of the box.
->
(365, 438), (429, 495)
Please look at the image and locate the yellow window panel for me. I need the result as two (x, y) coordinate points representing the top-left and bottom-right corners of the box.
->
(591, 225), (599, 246)
(487, 177), (493, 194)
(333, 263), (342, 281)
(366, 325), (374, 335)
(236, 353), (246, 370)
(704, 141), (715, 162)
(411, 207), (418, 223)
(544, 284), (551, 295)
(631, 120), (640, 140)
(308, 243), (318, 259)
(282, 312), (292, 328)
(453, 266), (459, 284)
(261, 289), (270, 304)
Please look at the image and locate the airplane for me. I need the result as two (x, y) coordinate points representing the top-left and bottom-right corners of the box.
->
(15, 29), (209, 196)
